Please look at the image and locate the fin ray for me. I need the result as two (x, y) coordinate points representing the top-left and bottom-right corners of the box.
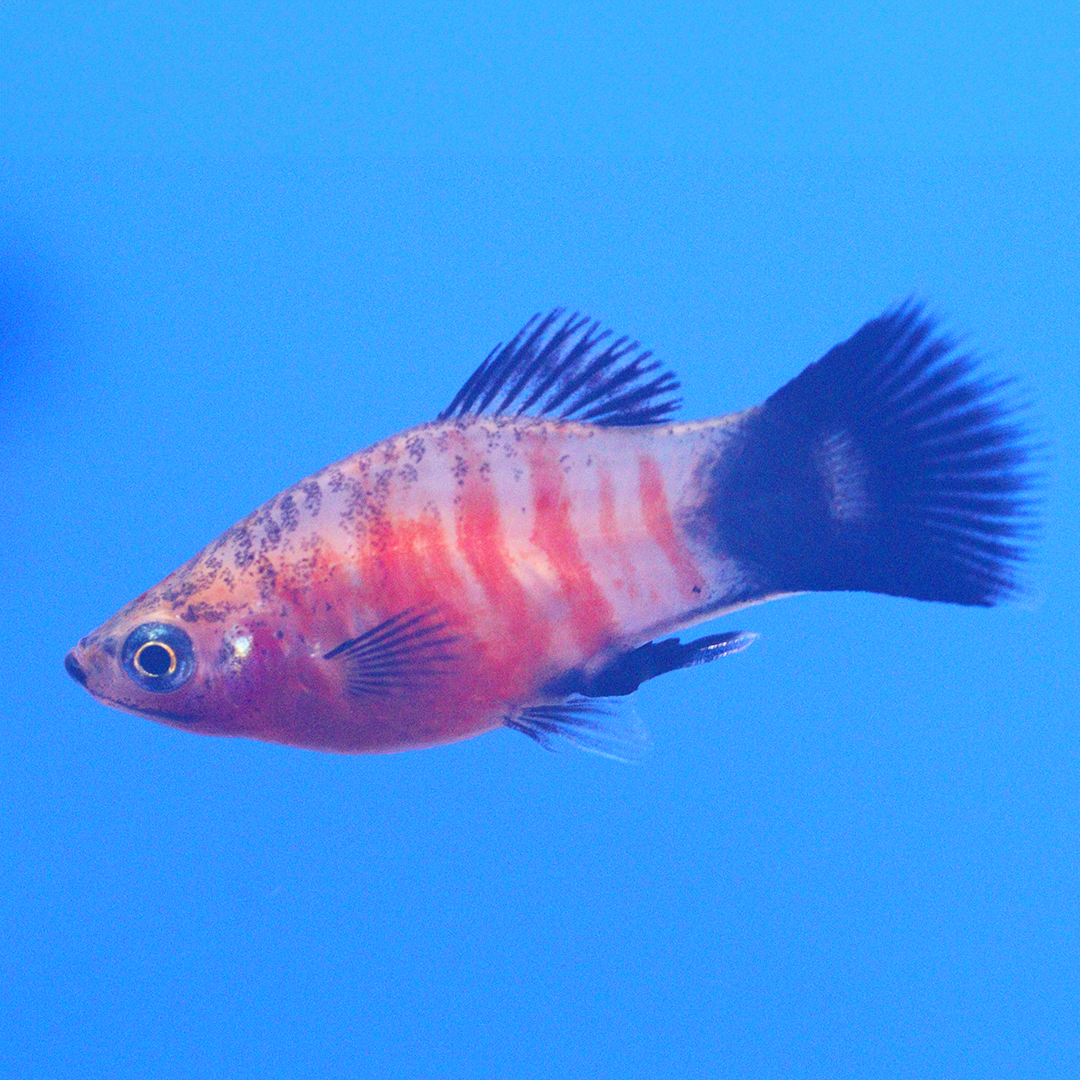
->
(323, 608), (457, 699)
(440, 310), (681, 427)
(709, 302), (1040, 606)
(506, 696), (648, 762)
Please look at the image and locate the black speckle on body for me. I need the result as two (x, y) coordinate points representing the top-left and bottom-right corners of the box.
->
(279, 493), (300, 532)
(338, 475), (370, 526)
(266, 518), (282, 550)
(181, 602), (230, 623)
(256, 557), (278, 602)
(256, 509), (282, 553)
(160, 578), (199, 608)
(302, 481), (322, 516)
(406, 435), (426, 463)
(374, 469), (393, 497)
(232, 525), (255, 569)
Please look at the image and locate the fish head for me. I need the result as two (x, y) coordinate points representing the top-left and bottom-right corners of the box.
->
(61, 542), (447, 753)
(64, 587), (281, 739)
(65, 610), (221, 731)
(62, 551), (347, 747)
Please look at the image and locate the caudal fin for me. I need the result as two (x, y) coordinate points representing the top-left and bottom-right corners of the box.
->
(709, 303), (1039, 606)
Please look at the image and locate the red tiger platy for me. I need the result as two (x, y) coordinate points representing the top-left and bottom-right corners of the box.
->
(65, 305), (1036, 758)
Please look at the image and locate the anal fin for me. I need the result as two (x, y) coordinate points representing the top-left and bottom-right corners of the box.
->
(548, 630), (757, 699)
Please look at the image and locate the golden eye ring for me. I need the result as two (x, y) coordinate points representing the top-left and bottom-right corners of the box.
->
(133, 640), (178, 678)
(122, 623), (195, 693)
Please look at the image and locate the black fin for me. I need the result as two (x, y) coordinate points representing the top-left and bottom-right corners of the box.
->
(506, 696), (648, 762)
(547, 631), (757, 698)
(439, 309), (681, 426)
(323, 608), (457, 698)
(710, 302), (1040, 606)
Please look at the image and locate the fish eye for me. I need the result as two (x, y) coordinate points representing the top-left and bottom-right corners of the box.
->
(122, 623), (195, 693)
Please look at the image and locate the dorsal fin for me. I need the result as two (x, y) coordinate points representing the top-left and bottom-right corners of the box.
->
(439, 310), (682, 427)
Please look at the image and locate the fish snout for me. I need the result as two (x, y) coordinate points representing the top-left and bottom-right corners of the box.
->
(64, 649), (89, 687)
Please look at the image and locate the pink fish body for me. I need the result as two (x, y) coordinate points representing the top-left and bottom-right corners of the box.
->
(66, 307), (1034, 757)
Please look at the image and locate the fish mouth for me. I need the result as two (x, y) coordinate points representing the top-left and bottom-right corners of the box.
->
(64, 650), (88, 686)
(65, 648), (197, 724)
(125, 705), (200, 723)
(96, 693), (200, 725)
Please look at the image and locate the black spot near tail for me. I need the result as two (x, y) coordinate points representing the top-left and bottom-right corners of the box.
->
(709, 303), (1039, 606)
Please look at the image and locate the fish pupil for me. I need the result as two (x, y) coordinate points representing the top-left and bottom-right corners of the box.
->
(136, 642), (175, 676)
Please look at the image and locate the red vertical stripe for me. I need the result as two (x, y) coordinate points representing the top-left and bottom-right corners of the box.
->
(638, 454), (704, 598)
(529, 443), (615, 650)
(457, 468), (537, 641)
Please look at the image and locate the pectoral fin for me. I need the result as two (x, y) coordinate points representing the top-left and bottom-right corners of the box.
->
(323, 608), (457, 699)
(506, 696), (648, 763)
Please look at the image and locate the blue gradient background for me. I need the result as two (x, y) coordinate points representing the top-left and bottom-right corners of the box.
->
(2, 5), (1078, 1078)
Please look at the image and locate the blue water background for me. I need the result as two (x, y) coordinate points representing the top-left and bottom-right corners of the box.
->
(2, 6), (1078, 1078)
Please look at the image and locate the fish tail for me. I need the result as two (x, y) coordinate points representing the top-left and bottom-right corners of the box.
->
(706, 302), (1040, 606)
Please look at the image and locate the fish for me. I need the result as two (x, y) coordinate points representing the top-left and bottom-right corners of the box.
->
(65, 303), (1036, 759)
